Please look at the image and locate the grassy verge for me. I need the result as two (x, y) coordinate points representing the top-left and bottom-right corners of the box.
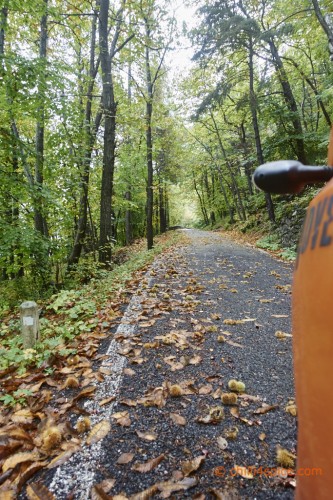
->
(0, 231), (187, 382)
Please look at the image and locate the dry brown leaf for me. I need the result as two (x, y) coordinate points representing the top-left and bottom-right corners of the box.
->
(14, 462), (48, 492)
(99, 367), (113, 376)
(120, 399), (137, 407)
(86, 420), (111, 445)
(3, 452), (40, 472)
(198, 384), (213, 395)
(136, 430), (157, 441)
(123, 368), (136, 376)
(111, 411), (131, 427)
(0, 486), (16, 500)
(74, 386), (96, 401)
(170, 413), (186, 426)
(131, 454), (165, 473)
(225, 339), (243, 348)
(47, 446), (80, 469)
(116, 452), (135, 464)
(93, 479), (116, 494)
(259, 433), (266, 441)
(181, 454), (206, 476)
(259, 299), (273, 303)
(26, 482), (55, 500)
(90, 485), (111, 500)
(6, 426), (32, 442)
(230, 407), (253, 425)
(99, 396), (116, 406)
(11, 409), (34, 424)
(130, 484), (159, 500)
(253, 404), (278, 415)
(157, 477), (198, 498)
(189, 355), (202, 365)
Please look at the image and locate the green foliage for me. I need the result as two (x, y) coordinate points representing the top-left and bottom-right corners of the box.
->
(0, 389), (33, 407)
(256, 234), (281, 252)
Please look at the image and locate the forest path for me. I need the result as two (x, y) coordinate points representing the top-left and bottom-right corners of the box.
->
(42, 229), (296, 499)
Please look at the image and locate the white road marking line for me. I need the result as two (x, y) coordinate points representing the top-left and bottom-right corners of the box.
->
(49, 291), (145, 499)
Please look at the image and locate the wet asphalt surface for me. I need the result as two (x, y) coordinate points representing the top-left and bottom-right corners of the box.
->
(35, 229), (296, 499)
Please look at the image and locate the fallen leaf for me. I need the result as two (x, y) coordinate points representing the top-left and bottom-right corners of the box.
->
(253, 404), (278, 415)
(198, 384), (213, 395)
(170, 413), (186, 426)
(120, 399), (137, 407)
(275, 331), (292, 339)
(123, 368), (136, 376)
(157, 477), (198, 498)
(225, 339), (243, 348)
(86, 420), (111, 445)
(230, 407), (253, 425)
(26, 482), (55, 499)
(47, 446), (80, 469)
(99, 367), (113, 376)
(131, 454), (165, 473)
(136, 430), (157, 441)
(131, 485), (159, 499)
(116, 453), (135, 464)
(11, 409), (34, 424)
(181, 455), (206, 476)
(189, 355), (202, 365)
(3, 452), (40, 472)
(111, 411), (131, 427)
(99, 396), (116, 406)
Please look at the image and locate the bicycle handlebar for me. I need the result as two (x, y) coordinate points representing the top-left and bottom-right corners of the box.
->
(253, 160), (333, 194)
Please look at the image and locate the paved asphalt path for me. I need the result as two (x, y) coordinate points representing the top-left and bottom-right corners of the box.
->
(35, 229), (296, 499)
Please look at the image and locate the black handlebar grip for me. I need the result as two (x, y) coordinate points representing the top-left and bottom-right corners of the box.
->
(253, 160), (333, 194)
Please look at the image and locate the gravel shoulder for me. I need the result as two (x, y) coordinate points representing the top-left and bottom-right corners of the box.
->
(37, 229), (296, 499)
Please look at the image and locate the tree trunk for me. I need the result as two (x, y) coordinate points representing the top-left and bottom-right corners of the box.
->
(268, 37), (307, 164)
(68, 5), (101, 268)
(249, 37), (275, 223)
(311, 0), (333, 58)
(34, 0), (49, 238)
(145, 20), (154, 250)
(98, 0), (117, 265)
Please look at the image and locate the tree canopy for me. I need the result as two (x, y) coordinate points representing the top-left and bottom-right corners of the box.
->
(0, 0), (332, 307)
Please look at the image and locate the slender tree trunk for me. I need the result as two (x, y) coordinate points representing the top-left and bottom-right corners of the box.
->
(34, 0), (49, 238)
(311, 0), (333, 58)
(68, 5), (101, 268)
(268, 37), (307, 164)
(125, 190), (133, 245)
(159, 181), (167, 233)
(145, 20), (154, 250)
(249, 37), (275, 223)
(98, 0), (117, 265)
(209, 113), (246, 221)
(193, 175), (209, 225)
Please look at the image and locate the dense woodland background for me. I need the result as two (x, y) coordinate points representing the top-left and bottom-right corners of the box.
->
(1, 0), (333, 309)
